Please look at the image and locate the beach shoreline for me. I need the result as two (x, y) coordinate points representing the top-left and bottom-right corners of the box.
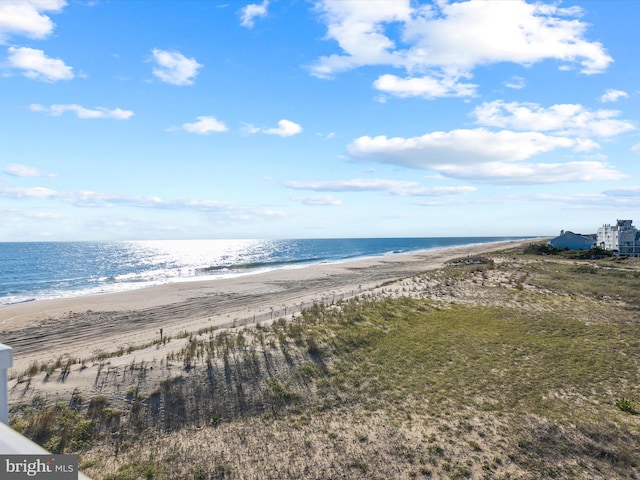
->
(12, 235), (640, 480)
(0, 237), (532, 308)
(1, 239), (535, 374)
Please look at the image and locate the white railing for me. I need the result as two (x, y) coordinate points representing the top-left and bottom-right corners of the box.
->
(0, 343), (91, 479)
(0, 343), (11, 425)
(0, 422), (91, 479)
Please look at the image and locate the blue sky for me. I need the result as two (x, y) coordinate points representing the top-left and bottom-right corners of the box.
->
(1, 0), (639, 241)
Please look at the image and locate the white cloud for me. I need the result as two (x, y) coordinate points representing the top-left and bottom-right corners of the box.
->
(151, 49), (202, 86)
(240, 123), (261, 135)
(284, 178), (476, 197)
(318, 132), (336, 139)
(504, 76), (526, 90)
(523, 187), (640, 209)
(0, 0), (66, 44)
(285, 178), (417, 192)
(529, 192), (607, 204)
(242, 120), (302, 136)
(349, 128), (588, 168)
(3, 163), (57, 177)
(437, 161), (626, 184)
(0, 187), (284, 219)
(7, 46), (73, 82)
(373, 73), (477, 99)
(264, 119), (303, 137)
(632, 143), (640, 154)
(291, 195), (343, 206)
(425, 189), (640, 209)
(240, 0), (269, 28)
(402, 1), (611, 74)
(600, 89), (629, 103)
(473, 100), (635, 137)
(602, 187), (640, 198)
(28, 211), (62, 219)
(179, 116), (228, 134)
(310, 0), (612, 99)
(346, 128), (625, 184)
(30, 103), (134, 119)
(416, 186), (477, 196)
(309, 0), (412, 79)
(0, 187), (58, 199)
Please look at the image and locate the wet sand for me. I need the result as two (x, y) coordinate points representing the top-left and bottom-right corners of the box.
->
(1, 239), (533, 373)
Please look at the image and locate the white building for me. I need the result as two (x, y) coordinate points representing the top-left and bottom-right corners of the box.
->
(596, 219), (640, 256)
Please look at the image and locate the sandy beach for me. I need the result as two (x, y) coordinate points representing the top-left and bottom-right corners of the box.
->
(4, 238), (538, 432)
(1, 239), (530, 375)
(7, 237), (640, 480)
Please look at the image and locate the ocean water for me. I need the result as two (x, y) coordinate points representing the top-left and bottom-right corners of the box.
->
(0, 237), (527, 306)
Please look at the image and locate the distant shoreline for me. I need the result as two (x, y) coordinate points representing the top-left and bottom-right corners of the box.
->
(0, 236), (535, 307)
(1, 238), (538, 374)
(8, 235), (640, 480)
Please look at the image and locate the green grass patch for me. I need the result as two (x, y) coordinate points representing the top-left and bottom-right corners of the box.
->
(518, 257), (640, 305)
(11, 248), (640, 479)
(320, 298), (640, 422)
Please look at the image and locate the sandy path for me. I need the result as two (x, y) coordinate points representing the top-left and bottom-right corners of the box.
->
(1, 240), (531, 372)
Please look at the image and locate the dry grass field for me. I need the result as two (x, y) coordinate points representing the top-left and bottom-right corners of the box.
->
(8, 244), (640, 479)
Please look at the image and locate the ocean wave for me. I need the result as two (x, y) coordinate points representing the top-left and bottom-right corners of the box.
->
(0, 237), (532, 305)
(1, 297), (36, 307)
(195, 256), (324, 274)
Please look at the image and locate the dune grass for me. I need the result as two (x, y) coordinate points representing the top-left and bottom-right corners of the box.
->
(324, 298), (640, 421)
(9, 245), (640, 479)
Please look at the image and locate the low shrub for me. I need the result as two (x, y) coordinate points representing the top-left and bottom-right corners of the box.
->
(615, 398), (637, 415)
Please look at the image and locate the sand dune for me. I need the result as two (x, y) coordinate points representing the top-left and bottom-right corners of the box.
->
(2, 240), (530, 376)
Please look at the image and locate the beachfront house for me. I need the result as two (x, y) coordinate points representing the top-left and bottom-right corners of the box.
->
(547, 231), (596, 250)
(597, 219), (640, 256)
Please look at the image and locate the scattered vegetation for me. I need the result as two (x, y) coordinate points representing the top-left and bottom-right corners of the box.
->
(616, 398), (638, 415)
(9, 244), (640, 479)
(524, 242), (614, 259)
(523, 242), (564, 255)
